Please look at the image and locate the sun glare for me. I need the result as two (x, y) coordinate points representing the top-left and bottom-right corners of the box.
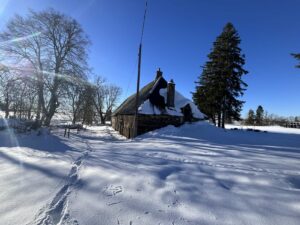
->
(0, 32), (41, 46)
(2, 117), (21, 147)
(0, 0), (10, 15)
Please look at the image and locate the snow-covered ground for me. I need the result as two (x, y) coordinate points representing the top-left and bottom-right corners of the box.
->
(0, 122), (300, 225)
(226, 124), (300, 135)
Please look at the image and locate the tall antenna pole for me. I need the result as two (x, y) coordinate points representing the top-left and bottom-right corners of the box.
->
(133, 1), (148, 138)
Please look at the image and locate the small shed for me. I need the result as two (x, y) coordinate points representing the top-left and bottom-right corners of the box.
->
(112, 69), (205, 138)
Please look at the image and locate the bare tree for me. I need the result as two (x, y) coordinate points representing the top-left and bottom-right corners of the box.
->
(0, 8), (90, 126)
(15, 75), (37, 119)
(103, 84), (121, 122)
(65, 81), (86, 124)
(82, 84), (95, 125)
(0, 66), (16, 118)
(93, 76), (106, 124)
(0, 63), (38, 120)
(93, 75), (121, 124)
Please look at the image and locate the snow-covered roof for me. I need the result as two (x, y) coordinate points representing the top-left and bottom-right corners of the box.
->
(112, 80), (155, 116)
(138, 88), (205, 119)
(112, 71), (204, 119)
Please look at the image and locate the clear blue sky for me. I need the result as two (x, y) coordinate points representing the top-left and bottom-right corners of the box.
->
(1, 0), (300, 117)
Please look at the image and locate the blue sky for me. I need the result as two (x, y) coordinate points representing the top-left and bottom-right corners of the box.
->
(1, 0), (300, 117)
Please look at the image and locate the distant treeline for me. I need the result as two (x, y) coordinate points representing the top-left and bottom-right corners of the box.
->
(243, 105), (300, 126)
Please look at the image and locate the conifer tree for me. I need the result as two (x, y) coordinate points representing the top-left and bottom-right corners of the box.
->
(255, 105), (264, 126)
(193, 62), (219, 125)
(193, 23), (248, 128)
(245, 109), (255, 125)
(291, 53), (300, 68)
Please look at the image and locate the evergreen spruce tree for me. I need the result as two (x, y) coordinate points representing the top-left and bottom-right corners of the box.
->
(193, 62), (219, 125)
(193, 23), (248, 128)
(245, 109), (255, 125)
(255, 105), (264, 126)
(291, 53), (300, 68)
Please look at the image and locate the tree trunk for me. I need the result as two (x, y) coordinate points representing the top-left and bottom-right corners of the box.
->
(4, 94), (9, 118)
(217, 112), (221, 127)
(18, 104), (22, 119)
(221, 111), (225, 128)
(43, 78), (60, 126)
(95, 106), (105, 125)
(27, 109), (32, 120)
(100, 114), (105, 124)
(72, 115), (76, 125)
(36, 99), (41, 120)
(36, 71), (45, 122)
(43, 98), (59, 126)
(5, 106), (9, 119)
(72, 100), (77, 125)
(212, 114), (216, 125)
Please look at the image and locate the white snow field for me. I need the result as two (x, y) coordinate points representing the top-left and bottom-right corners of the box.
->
(0, 122), (300, 225)
(226, 124), (300, 135)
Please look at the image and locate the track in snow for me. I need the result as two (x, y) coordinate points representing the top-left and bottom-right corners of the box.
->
(29, 144), (91, 225)
(28, 127), (119, 225)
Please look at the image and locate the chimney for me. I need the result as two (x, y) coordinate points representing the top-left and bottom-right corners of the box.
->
(167, 79), (175, 108)
(155, 68), (163, 80)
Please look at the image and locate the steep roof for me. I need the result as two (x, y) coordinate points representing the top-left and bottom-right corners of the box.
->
(112, 69), (205, 119)
(112, 80), (155, 116)
(138, 89), (205, 119)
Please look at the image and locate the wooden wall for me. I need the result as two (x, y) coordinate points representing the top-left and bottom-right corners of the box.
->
(112, 115), (135, 138)
(112, 114), (184, 138)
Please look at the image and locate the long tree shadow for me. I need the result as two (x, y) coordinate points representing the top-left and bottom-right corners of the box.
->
(49, 124), (300, 224)
(0, 129), (79, 153)
(0, 150), (66, 180)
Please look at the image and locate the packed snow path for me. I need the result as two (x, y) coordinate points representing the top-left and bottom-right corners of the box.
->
(0, 122), (300, 225)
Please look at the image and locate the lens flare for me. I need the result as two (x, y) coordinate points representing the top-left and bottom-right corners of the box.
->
(0, 117), (24, 181)
(0, 0), (10, 15)
(0, 32), (41, 46)
(2, 117), (20, 146)
(1, 63), (92, 87)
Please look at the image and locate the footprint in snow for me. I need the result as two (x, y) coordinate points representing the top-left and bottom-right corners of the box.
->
(103, 185), (123, 197)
